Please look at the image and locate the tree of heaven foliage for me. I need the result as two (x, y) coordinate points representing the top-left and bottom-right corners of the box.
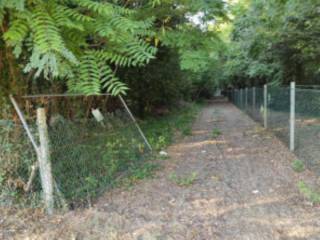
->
(0, 0), (227, 99)
(1, 0), (157, 96)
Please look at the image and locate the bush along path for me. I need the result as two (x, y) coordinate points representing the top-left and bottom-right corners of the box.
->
(2, 99), (320, 239)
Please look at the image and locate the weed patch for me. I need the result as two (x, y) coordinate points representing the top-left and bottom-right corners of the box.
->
(142, 103), (201, 150)
(212, 128), (222, 138)
(0, 103), (202, 208)
(298, 181), (320, 204)
(169, 172), (198, 187)
(117, 162), (160, 189)
(292, 160), (305, 173)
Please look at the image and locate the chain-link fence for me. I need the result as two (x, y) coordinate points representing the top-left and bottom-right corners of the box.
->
(228, 85), (320, 177)
(267, 86), (291, 146)
(0, 121), (40, 207)
(295, 89), (320, 173)
(1, 94), (151, 211)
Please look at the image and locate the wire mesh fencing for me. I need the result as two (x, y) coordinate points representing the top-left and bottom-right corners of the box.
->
(228, 87), (265, 124)
(1, 95), (151, 210)
(267, 86), (291, 146)
(295, 89), (320, 173)
(251, 87), (264, 123)
(228, 85), (320, 177)
(0, 121), (40, 207)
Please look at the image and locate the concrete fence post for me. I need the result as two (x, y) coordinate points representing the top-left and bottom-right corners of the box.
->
(37, 108), (54, 215)
(264, 84), (268, 128)
(290, 82), (296, 151)
(232, 89), (235, 102)
(231, 89), (233, 102)
(245, 87), (248, 110)
(253, 87), (256, 112)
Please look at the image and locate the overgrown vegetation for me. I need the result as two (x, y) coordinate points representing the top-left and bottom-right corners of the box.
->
(169, 172), (198, 187)
(142, 102), (201, 149)
(0, 102), (201, 207)
(1, 0), (223, 209)
(0, 0), (227, 115)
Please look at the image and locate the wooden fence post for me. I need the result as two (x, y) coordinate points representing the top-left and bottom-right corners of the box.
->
(37, 108), (54, 214)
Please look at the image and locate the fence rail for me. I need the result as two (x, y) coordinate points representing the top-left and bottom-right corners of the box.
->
(227, 83), (320, 176)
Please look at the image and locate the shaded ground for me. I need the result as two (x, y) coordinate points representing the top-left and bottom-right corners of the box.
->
(2, 99), (320, 239)
(259, 108), (320, 177)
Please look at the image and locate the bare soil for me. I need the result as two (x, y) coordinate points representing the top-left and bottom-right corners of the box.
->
(2, 99), (320, 240)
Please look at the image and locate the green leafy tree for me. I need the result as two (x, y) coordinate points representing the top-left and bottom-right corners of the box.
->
(119, 0), (228, 110)
(1, 0), (228, 117)
(219, 0), (320, 88)
(1, 0), (157, 95)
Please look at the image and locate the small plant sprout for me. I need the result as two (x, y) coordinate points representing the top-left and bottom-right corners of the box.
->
(298, 181), (320, 204)
(212, 128), (222, 138)
(292, 160), (305, 173)
(169, 172), (198, 187)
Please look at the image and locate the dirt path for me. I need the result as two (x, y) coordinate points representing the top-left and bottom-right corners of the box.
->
(5, 100), (320, 239)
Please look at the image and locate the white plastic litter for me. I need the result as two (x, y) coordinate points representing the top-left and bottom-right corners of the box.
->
(91, 108), (104, 122)
(159, 151), (168, 156)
